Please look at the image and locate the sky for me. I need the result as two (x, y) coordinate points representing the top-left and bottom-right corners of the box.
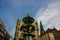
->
(0, 0), (60, 38)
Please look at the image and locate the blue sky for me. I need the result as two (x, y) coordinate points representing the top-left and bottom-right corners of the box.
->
(0, 0), (60, 37)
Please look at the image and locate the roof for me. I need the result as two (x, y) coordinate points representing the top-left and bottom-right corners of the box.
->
(40, 28), (60, 37)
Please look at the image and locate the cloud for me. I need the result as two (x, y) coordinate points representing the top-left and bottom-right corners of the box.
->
(35, 0), (60, 30)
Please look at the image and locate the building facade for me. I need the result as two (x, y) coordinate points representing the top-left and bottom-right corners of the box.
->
(40, 28), (60, 40)
(14, 13), (39, 40)
(0, 19), (12, 40)
(14, 12), (60, 40)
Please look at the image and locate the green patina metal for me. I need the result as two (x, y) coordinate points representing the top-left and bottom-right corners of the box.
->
(40, 21), (44, 32)
(18, 17), (20, 21)
(27, 11), (30, 17)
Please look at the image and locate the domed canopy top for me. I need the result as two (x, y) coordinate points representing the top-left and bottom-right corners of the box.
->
(22, 12), (34, 24)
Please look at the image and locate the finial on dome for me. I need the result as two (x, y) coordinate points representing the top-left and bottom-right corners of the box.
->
(27, 11), (30, 17)
(18, 16), (20, 21)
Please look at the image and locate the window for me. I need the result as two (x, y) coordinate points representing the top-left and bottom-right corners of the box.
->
(55, 39), (60, 40)
(0, 24), (4, 32)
